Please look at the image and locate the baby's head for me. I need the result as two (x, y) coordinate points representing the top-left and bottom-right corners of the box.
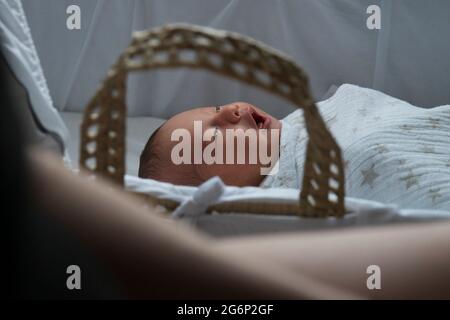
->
(139, 102), (282, 186)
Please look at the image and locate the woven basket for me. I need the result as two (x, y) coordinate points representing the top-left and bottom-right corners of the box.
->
(80, 24), (346, 217)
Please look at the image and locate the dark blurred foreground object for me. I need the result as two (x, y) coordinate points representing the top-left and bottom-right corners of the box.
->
(1, 53), (122, 299)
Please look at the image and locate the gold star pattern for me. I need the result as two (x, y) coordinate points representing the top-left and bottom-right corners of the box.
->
(420, 144), (435, 154)
(428, 117), (441, 129)
(344, 159), (350, 169)
(376, 143), (389, 154)
(360, 163), (379, 188)
(276, 174), (294, 187)
(400, 124), (413, 132)
(400, 170), (419, 190)
(357, 108), (368, 117)
(428, 188), (442, 204)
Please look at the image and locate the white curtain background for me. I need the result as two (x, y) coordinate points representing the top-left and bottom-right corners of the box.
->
(23, 0), (450, 119)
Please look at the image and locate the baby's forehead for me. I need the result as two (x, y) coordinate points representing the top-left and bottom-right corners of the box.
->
(163, 106), (211, 130)
(178, 106), (211, 118)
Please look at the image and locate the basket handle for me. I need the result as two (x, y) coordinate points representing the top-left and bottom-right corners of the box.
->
(80, 24), (345, 217)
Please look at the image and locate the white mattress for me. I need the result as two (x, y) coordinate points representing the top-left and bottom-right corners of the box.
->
(126, 174), (450, 238)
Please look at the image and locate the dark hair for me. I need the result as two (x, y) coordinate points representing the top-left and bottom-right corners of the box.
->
(138, 126), (163, 179)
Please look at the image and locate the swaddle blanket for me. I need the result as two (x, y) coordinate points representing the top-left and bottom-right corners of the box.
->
(261, 84), (450, 210)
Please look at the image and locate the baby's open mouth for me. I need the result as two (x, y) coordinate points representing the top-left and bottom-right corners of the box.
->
(250, 108), (271, 129)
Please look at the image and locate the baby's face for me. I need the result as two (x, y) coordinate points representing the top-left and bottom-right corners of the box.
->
(157, 102), (282, 186)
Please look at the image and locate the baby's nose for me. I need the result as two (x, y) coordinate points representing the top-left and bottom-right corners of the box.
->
(220, 104), (241, 124)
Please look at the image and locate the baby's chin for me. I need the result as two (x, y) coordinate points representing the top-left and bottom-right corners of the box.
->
(270, 117), (282, 131)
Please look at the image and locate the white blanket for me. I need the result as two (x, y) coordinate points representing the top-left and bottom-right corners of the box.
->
(262, 84), (450, 211)
(126, 174), (450, 237)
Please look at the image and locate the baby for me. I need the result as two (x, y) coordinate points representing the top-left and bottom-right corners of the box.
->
(139, 84), (450, 210)
(138, 102), (282, 187)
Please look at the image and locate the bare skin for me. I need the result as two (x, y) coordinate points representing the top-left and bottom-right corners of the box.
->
(29, 149), (354, 299)
(28, 149), (450, 299)
(216, 222), (450, 299)
(143, 101), (282, 186)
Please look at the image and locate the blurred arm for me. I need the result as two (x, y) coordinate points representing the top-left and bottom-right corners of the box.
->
(28, 149), (356, 299)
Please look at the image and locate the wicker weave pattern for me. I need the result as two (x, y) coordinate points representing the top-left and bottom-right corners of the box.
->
(80, 24), (346, 217)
